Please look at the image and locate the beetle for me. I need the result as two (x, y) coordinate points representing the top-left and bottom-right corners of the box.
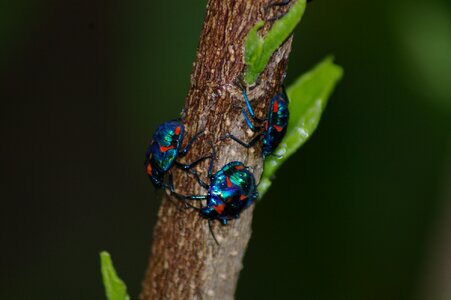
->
(222, 85), (289, 157)
(145, 120), (210, 189)
(173, 160), (258, 244)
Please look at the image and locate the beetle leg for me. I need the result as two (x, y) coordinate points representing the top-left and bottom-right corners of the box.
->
(175, 194), (208, 201)
(179, 129), (205, 156)
(240, 88), (266, 123)
(165, 173), (176, 193)
(242, 109), (265, 132)
(234, 79), (257, 119)
(182, 200), (202, 211)
(160, 174), (186, 211)
(169, 189), (208, 210)
(175, 155), (212, 171)
(235, 78), (267, 125)
(221, 133), (263, 149)
(241, 90), (256, 118)
(189, 169), (210, 190)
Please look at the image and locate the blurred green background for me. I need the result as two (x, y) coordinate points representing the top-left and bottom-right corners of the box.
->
(1, 0), (450, 299)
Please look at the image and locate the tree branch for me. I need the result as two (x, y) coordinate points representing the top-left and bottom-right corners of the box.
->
(140, 0), (294, 299)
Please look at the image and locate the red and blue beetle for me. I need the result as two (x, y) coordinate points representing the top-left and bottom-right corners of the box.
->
(177, 161), (258, 225)
(222, 84), (289, 157)
(172, 158), (258, 244)
(145, 120), (209, 189)
(201, 162), (257, 224)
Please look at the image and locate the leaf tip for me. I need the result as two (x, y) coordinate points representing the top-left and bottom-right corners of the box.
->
(100, 250), (130, 300)
(321, 55), (344, 80)
(100, 250), (110, 260)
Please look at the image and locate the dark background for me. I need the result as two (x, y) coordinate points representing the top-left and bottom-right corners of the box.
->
(1, 0), (451, 299)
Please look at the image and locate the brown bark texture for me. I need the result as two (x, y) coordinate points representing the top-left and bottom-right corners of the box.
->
(140, 0), (294, 299)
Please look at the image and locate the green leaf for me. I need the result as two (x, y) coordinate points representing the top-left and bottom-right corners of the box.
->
(258, 56), (343, 197)
(244, 0), (307, 84)
(100, 251), (130, 300)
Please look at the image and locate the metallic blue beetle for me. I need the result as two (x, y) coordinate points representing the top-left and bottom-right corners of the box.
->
(145, 120), (208, 189)
(222, 86), (289, 157)
(175, 161), (258, 226)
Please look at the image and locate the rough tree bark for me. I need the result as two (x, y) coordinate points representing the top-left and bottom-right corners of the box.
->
(140, 0), (294, 299)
